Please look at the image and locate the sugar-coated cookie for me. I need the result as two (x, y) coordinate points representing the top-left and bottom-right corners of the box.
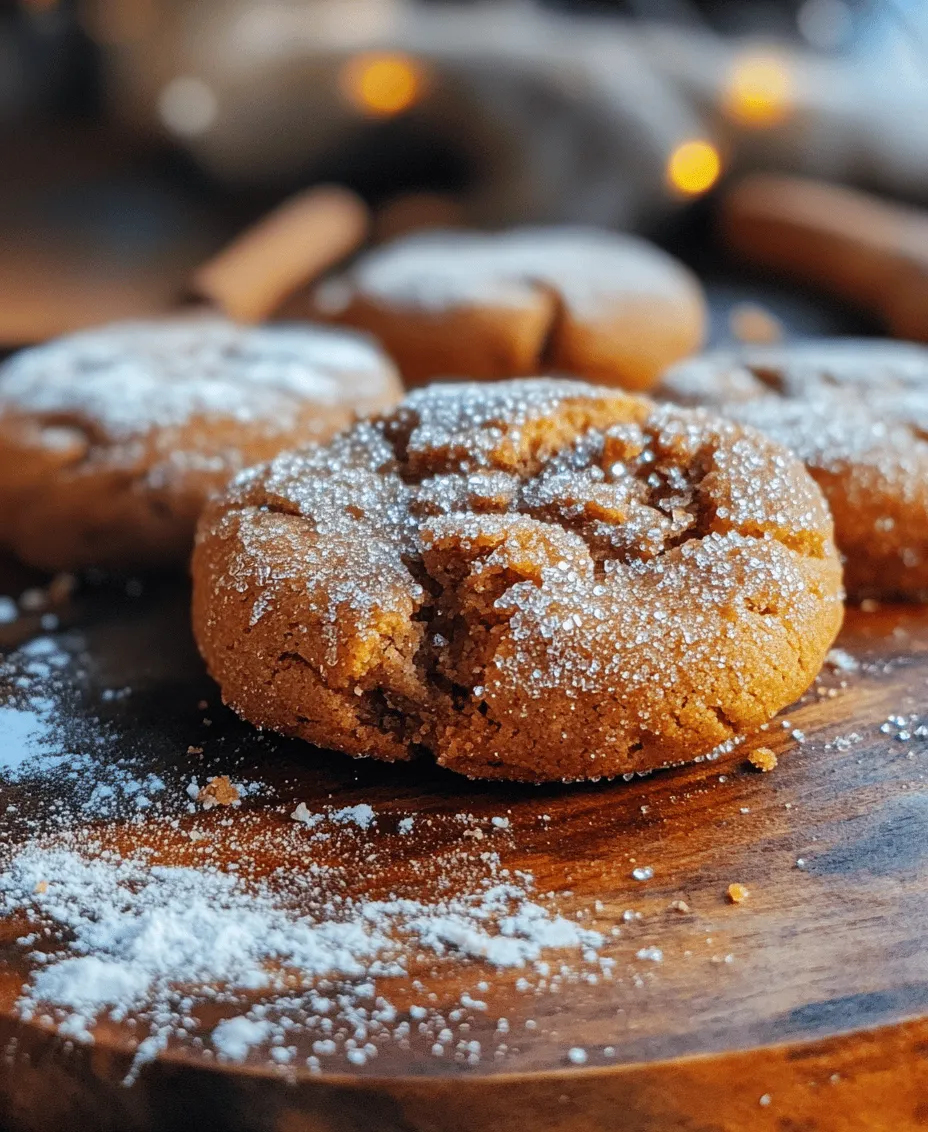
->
(0, 318), (402, 572)
(311, 227), (706, 390)
(659, 340), (928, 600)
(192, 379), (842, 783)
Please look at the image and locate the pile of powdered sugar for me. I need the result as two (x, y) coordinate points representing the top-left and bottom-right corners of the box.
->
(0, 609), (618, 1081)
(0, 814), (605, 1080)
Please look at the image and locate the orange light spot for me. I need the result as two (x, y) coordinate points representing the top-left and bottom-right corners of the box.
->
(340, 54), (427, 118)
(724, 53), (793, 127)
(666, 140), (722, 197)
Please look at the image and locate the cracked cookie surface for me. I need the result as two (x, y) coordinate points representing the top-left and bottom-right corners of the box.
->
(311, 227), (706, 391)
(192, 379), (842, 783)
(0, 318), (402, 571)
(658, 339), (928, 600)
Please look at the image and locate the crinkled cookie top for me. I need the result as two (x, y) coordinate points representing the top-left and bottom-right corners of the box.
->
(196, 379), (841, 781)
(659, 339), (928, 474)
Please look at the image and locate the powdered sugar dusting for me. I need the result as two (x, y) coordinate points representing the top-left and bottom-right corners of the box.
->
(660, 340), (928, 477)
(0, 562), (922, 1087)
(0, 318), (395, 442)
(291, 802), (375, 831)
(0, 818), (605, 1080)
(317, 226), (697, 318)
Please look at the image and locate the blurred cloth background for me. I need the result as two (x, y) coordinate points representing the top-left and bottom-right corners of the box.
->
(0, 0), (924, 343)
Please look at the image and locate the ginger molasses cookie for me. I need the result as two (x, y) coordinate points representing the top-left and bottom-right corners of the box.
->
(311, 227), (706, 390)
(192, 379), (842, 783)
(659, 339), (928, 600)
(0, 318), (402, 572)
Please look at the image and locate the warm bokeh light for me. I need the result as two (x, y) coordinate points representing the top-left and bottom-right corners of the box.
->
(724, 53), (793, 127)
(666, 140), (722, 197)
(339, 54), (427, 118)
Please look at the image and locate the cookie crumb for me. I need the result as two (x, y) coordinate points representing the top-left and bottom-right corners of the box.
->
(669, 899), (690, 914)
(727, 883), (749, 904)
(33, 880), (48, 895)
(197, 776), (240, 810)
(729, 302), (783, 345)
(187, 745), (203, 756)
(748, 747), (778, 772)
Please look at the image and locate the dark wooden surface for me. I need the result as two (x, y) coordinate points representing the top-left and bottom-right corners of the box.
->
(0, 572), (926, 1130)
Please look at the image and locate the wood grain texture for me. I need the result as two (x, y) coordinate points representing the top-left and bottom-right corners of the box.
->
(0, 577), (927, 1131)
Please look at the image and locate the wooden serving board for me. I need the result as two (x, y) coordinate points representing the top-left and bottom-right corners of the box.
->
(0, 569), (925, 1132)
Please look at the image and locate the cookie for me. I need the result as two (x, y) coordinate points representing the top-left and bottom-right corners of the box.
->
(310, 227), (706, 390)
(658, 339), (928, 600)
(192, 379), (842, 783)
(0, 318), (402, 572)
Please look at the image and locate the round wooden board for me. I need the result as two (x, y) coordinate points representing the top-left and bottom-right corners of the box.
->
(0, 575), (927, 1132)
